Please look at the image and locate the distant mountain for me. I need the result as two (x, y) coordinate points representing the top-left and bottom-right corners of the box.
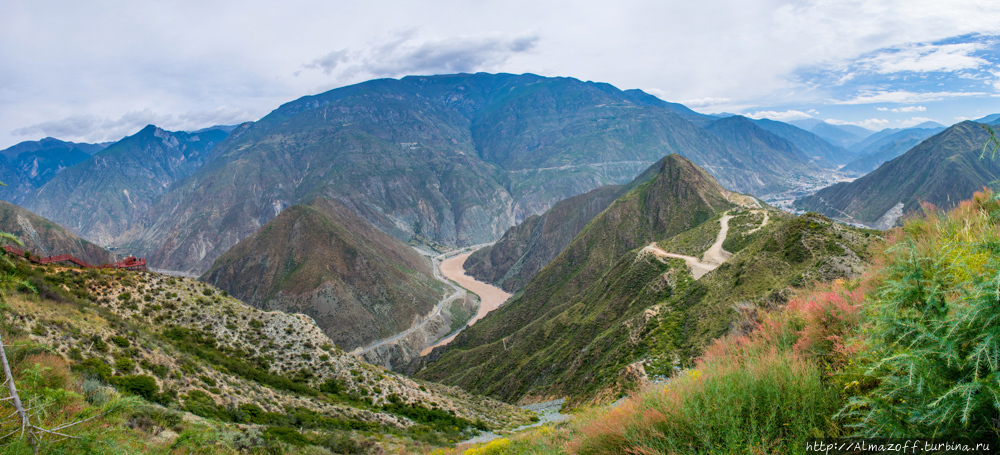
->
(789, 119), (874, 148)
(750, 118), (853, 165)
(975, 113), (1000, 124)
(795, 121), (1000, 228)
(0, 200), (113, 265)
(0, 138), (109, 203)
(201, 196), (445, 358)
(617, 89), (717, 127)
(912, 121), (946, 129)
(89, 73), (810, 274)
(23, 125), (230, 246)
(840, 126), (945, 176)
(847, 122), (944, 155)
(704, 116), (824, 188)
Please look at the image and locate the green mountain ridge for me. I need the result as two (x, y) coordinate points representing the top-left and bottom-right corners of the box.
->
(414, 154), (735, 402)
(463, 184), (628, 293)
(794, 121), (1000, 227)
(463, 153), (672, 293)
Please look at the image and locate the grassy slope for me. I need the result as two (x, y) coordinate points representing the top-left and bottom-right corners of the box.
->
(201, 196), (446, 352)
(483, 194), (1000, 455)
(1, 258), (532, 453)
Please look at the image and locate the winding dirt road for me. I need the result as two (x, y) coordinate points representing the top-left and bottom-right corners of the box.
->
(643, 211), (742, 279)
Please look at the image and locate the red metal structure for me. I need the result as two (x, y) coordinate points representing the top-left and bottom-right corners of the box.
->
(2, 246), (147, 271)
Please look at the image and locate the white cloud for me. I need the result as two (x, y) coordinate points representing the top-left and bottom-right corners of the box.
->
(876, 105), (927, 112)
(744, 110), (813, 121)
(3, 0), (1000, 149)
(300, 30), (539, 82)
(899, 116), (935, 127)
(858, 42), (989, 74)
(838, 90), (988, 104)
(827, 118), (890, 129)
(680, 97), (732, 108)
(11, 107), (253, 144)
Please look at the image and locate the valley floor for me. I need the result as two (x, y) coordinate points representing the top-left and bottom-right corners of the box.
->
(422, 250), (513, 354)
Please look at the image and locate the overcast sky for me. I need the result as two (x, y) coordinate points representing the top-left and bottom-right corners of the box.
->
(2, 0), (1000, 149)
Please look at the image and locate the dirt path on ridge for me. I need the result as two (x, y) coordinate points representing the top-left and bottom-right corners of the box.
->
(643, 212), (736, 279)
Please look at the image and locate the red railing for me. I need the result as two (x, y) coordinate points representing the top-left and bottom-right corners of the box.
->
(2, 246), (146, 271)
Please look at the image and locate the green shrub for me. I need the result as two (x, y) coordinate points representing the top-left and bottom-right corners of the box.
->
(91, 335), (109, 353)
(320, 378), (345, 395)
(263, 426), (309, 446)
(140, 359), (169, 378)
(843, 191), (1000, 439)
(110, 335), (130, 348)
(110, 374), (158, 400)
(114, 357), (135, 372)
(73, 357), (112, 382)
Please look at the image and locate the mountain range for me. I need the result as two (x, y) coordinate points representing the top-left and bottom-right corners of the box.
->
(22, 125), (231, 247)
(14, 73), (838, 277)
(789, 119), (875, 148)
(795, 121), (1000, 228)
(0, 138), (108, 203)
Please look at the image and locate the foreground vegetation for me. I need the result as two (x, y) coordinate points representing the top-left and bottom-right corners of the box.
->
(451, 189), (1000, 454)
(0, 255), (529, 453)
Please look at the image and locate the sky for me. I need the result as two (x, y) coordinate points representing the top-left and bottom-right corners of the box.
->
(2, 0), (1000, 149)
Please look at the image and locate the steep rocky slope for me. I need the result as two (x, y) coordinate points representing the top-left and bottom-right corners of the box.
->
(795, 121), (1000, 227)
(201, 196), (446, 356)
(24, 125), (230, 246)
(750, 118), (852, 165)
(0, 200), (114, 265)
(704, 116), (824, 193)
